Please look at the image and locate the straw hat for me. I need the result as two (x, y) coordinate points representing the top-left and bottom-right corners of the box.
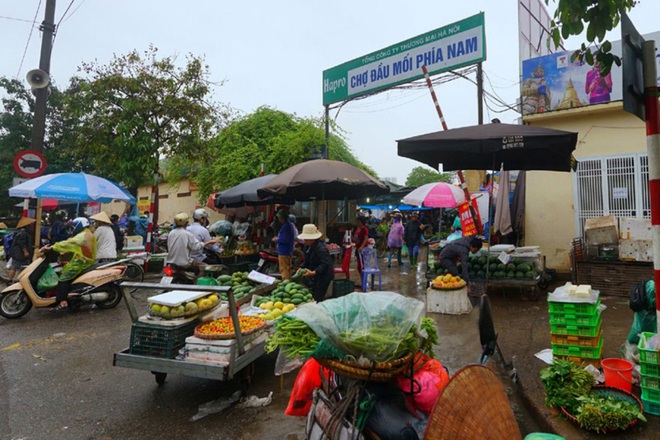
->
(90, 211), (111, 224)
(298, 223), (322, 240)
(424, 364), (522, 439)
(16, 217), (36, 229)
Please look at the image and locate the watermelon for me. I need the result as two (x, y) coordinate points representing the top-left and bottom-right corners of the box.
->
(515, 271), (525, 279)
(517, 263), (532, 272)
(525, 271), (536, 279)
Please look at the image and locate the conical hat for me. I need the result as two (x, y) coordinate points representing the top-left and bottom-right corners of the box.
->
(16, 217), (36, 229)
(90, 211), (111, 224)
(0, 222), (7, 229)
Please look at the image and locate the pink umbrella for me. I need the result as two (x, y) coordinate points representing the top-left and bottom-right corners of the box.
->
(402, 182), (466, 208)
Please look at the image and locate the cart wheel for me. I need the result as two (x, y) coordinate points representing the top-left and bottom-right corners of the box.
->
(152, 371), (167, 385)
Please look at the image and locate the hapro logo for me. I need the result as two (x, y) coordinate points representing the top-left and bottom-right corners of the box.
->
(324, 77), (346, 94)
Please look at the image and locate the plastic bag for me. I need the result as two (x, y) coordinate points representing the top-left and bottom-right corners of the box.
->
(396, 354), (450, 415)
(401, 244), (409, 258)
(285, 358), (324, 416)
(291, 291), (425, 363)
(37, 266), (59, 291)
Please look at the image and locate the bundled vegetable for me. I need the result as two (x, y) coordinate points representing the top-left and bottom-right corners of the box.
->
(265, 315), (320, 359)
(540, 359), (594, 412)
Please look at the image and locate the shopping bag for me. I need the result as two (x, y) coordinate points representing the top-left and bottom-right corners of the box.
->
(401, 244), (409, 258)
(37, 266), (59, 291)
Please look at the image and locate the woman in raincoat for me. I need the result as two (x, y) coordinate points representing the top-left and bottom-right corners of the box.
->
(42, 217), (97, 311)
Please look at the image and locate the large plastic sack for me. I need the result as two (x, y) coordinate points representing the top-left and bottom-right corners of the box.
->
(291, 291), (425, 363)
(285, 358), (325, 417)
(232, 221), (250, 237)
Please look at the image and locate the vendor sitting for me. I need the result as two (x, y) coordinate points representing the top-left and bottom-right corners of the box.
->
(439, 236), (483, 287)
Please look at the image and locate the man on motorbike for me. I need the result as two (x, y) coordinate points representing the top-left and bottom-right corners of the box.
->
(187, 208), (222, 264)
(42, 217), (97, 311)
(48, 210), (70, 244)
(166, 212), (217, 276)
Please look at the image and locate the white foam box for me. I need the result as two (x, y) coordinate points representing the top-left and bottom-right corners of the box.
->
(619, 218), (652, 241)
(618, 239), (653, 262)
(184, 332), (267, 364)
(584, 216), (618, 245)
(426, 286), (472, 315)
(124, 235), (144, 248)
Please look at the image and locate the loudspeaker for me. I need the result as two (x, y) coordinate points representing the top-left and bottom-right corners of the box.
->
(26, 69), (50, 88)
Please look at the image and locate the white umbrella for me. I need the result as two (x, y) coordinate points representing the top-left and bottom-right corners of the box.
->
(9, 172), (135, 203)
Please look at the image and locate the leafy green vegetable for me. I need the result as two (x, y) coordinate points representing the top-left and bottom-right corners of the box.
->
(575, 394), (646, 433)
(540, 359), (594, 411)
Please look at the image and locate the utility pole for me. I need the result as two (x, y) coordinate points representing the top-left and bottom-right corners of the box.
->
(29, 0), (56, 153)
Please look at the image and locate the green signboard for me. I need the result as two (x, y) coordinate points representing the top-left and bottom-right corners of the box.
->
(322, 13), (486, 105)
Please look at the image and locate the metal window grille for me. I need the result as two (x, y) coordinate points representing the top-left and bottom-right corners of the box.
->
(573, 153), (649, 237)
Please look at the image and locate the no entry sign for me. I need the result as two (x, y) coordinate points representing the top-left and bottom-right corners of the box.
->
(14, 150), (47, 178)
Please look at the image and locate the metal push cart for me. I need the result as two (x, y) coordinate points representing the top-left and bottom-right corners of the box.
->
(113, 282), (271, 386)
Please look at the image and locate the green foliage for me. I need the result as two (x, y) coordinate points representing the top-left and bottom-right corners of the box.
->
(539, 358), (594, 412)
(0, 78), (70, 216)
(174, 106), (376, 202)
(62, 45), (232, 189)
(545, 0), (638, 75)
(405, 166), (454, 187)
(575, 394), (646, 432)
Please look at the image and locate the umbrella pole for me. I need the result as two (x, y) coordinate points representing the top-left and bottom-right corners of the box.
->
(33, 199), (43, 260)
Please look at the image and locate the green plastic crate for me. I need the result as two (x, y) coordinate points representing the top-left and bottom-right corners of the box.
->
(551, 337), (603, 358)
(129, 319), (198, 358)
(637, 332), (660, 364)
(549, 310), (601, 326)
(550, 326), (602, 347)
(550, 316), (602, 337)
(642, 386), (660, 402)
(641, 361), (660, 378)
(642, 397), (660, 416)
(547, 299), (600, 315)
(641, 375), (660, 390)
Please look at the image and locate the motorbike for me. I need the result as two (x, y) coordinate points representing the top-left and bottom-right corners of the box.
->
(256, 246), (305, 275)
(161, 263), (199, 285)
(0, 250), (127, 319)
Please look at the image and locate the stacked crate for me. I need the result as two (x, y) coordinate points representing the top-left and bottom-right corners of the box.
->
(548, 295), (603, 368)
(638, 332), (660, 415)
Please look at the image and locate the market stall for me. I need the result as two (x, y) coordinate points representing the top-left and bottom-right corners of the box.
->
(113, 280), (275, 385)
(427, 243), (548, 300)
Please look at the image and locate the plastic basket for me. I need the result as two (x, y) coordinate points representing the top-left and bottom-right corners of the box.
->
(549, 310), (601, 326)
(129, 319), (198, 358)
(555, 354), (601, 369)
(637, 332), (660, 364)
(550, 327), (602, 347)
(640, 361), (660, 378)
(332, 279), (355, 298)
(550, 317), (602, 337)
(552, 337), (603, 358)
(642, 397), (660, 416)
(641, 386), (660, 402)
(547, 298), (600, 315)
(641, 375), (660, 390)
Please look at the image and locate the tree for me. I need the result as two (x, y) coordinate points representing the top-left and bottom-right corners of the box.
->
(62, 46), (232, 190)
(405, 166), (454, 187)
(0, 77), (69, 216)
(545, 0), (638, 75)
(172, 106), (377, 201)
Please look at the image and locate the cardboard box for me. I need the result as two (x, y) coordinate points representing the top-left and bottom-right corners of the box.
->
(584, 216), (618, 245)
(619, 239), (653, 262)
(619, 218), (652, 241)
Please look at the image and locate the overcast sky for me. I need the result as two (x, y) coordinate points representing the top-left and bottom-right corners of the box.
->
(1, 1), (658, 185)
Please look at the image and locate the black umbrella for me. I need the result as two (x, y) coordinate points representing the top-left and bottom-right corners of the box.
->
(257, 159), (389, 201)
(214, 174), (292, 208)
(397, 122), (578, 171)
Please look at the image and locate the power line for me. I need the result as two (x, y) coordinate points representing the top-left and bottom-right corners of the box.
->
(56, 0), (76, 27)
(0, 15), (35, 23)
(16, 0), (43, 80)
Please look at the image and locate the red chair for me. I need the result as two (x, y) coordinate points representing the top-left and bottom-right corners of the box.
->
(334, 247), (352, 280)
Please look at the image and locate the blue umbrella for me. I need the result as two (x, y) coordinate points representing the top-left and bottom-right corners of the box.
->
(8, 172), (135, 203)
